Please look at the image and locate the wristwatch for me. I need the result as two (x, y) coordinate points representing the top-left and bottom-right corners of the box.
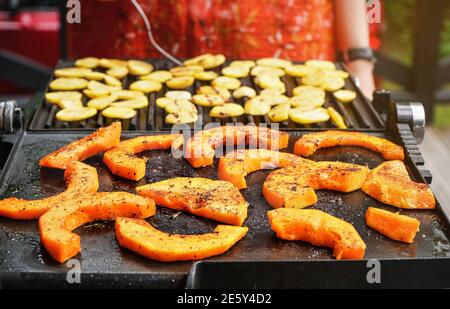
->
(339, 48), (376, 63)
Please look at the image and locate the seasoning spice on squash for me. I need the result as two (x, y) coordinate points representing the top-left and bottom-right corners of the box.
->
(0, 162), (98, 220)
(263, 161), (369, 209)
(136, 177), (248, 226)
(115, 217), (248, 262)
(39, 192), (155, 263)
(268, 208), (366, 260)
(184, 125), (289, 168)
(365, 207), (420, 243)
(103, 134), (181, 181)
(40, 122), (121, 169)
(218, 149), (312, 189)
(362, 160), (435, 209)
(294, 130), (405, 161)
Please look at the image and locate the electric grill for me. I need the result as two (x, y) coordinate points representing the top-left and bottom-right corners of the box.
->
(1, 61), (450, 289)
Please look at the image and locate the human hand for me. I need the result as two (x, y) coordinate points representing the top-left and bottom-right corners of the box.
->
(346, 60), (376, 100)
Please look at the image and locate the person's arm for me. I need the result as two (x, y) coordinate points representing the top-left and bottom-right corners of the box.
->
(335, 0), (375, 99)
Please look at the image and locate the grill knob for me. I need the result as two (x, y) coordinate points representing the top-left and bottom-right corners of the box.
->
(0, 100), (20, 134)
(396, 102), (426, 144)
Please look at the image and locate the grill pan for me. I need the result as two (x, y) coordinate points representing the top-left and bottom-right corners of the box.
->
(1, 129), (450, 288)
(29, 60), (384, 132)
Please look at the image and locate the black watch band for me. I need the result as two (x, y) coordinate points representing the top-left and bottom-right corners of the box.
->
(339, 48), (376, 63)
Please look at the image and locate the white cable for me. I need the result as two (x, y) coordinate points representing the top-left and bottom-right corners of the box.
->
(130, 0), (183, 66)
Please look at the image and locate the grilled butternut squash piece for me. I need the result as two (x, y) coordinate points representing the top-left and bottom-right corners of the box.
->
(0, 162), (98, 219)
(362, 161), (435, 209)
(365, 207), (420, 243)
(39, 192), (155, 263)
(268, 208), (366, 260)
(39, 122), (121, 169)
(116, 218), (248, 262)
(294, 130), (405, 160)
(263, 161), (369, 209)
(136, 177), (248, 226)
(103, 134), (181, 181)
(218, 149), (312, 189)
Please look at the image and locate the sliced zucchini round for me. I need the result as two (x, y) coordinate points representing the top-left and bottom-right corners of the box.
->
(85, 71), (107, 81)
(196, 86), (231, 101)
(194, 71), (218, 81)
(102, 106), (136, 119)
(99, 58), (128, 69)
(256, 58), (292, 68)
(87, 94), (119, 110)
(128, 60), (154, 76)
(50, 78), (89, 91)
(45, 91), (83, 104)
(221, 66), (250, 78)
(268, 103), (290, 122)
(129, 80), (162, 93)
(244, 97), (271, 115)
(111, 97), (149, 110)
(165, 111), (198, 124)
(170, 65), (203, 77)
(211, 76), (241, 90)
(59, 99), (83, 109)
(56, 107), (97, 122)
(166, 76), (195, 89)
(104, 75), (122, 87)
(251, 66), (285, 77)
(321, 76), (345, 92)
(83, 89), (110, 99)
(54, 67), (92, 78)
(305, 60), (336, 71)
(209, 103), (244, 118)
(88, 80), (121, 92)
(192, 94), (225, 107)
(165, 90), (192, 100)
(333, 89), (356, 103)
(289, 107), (330, 124)
(284, 64), (310, 77)
(164, 99), (197, 114)
(140, 70), (173, 83)
(75, 57), (99, 69)
(106, 66), (129, 79)
(233, 86), (257, 99)
(327, 107), (347, 129)
(184, 54), (213, 67)
(111, 90), (145, 100)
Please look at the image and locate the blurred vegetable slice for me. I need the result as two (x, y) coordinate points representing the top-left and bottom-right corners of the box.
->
(166, 111), (198, 124)
(83, 89), (110, 99)
(87, 94), (119, 110)
(50, 78), (89, 91)
(194, 71), (218, 81)
(128, 60), (154, 76)
(111, 97), (149, 110)
(59, 99), (83, 109)
(45, 91), (83, 104)
(88, 80), (121, 92)
(244, 97), (271, 115)
(140, 70), (172, 83)
(56, 107), (97, 122)
(321, 76), (345, 92)
(166, 76), (195, 89)
(164, 100), (197, 114)
(99, 58), (128, 69)
(305, 60), (336, 71)
(55, 67), (92, 78)
(104, 75), (122, 87)
(222, 66), (250, 78)
(251, 66), (285, 77)
(209, 103), (244, 118)
(192, 94), (225, 107)
(196, 86), (231, 101)
(268, 103), (290, 122)
(107, 66), (129, 79)
(129, 80), (162, 93)
(85, 71), (107, 81)
(102, 106), (136, 119)
(112, 90), (145, 100)
(333, 90), (357, 103)
(165, 91), (192, 100)
(212, 76), (241, 90)
(289, 107), (330, 124)
(229, 60), (255, 69)
(256, 58), (292, 68)
(284, 64), (310, 77)
(233, 86), (257, 99)
(75, 57), (99, 69)
(327, 107), (347, 129)
(170, 65), (203, 77)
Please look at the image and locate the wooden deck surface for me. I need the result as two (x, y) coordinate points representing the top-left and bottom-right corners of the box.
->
(419, 127), (450, 215)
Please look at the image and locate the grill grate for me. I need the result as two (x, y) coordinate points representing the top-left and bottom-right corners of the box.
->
(30, 60), (384, 131)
